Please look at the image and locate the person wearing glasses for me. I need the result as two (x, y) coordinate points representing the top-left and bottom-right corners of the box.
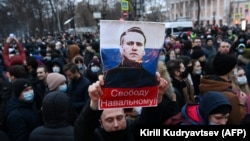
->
(103, 27), (158, 88)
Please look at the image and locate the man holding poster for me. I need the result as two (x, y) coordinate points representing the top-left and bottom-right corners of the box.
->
(100, 21), (165, 109)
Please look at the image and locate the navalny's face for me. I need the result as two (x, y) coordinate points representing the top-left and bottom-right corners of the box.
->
(121, 32), (145, 62)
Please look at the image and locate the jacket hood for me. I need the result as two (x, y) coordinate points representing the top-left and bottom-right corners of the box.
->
(181, 104), (205, 125)
(42, 91), (70, 127)
(51, 57), (65, 69)
(198, 91), (232, 123)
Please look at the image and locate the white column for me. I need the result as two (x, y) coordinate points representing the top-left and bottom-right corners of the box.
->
(205, 0), (207, 19)
(215, 0), (221, 24)
(193, 1), (196, 20)
(211, 0), (213, 23)
(188, 0), (191, 18)
(174, 3), (177, 20)
(183, 1), (186, 17)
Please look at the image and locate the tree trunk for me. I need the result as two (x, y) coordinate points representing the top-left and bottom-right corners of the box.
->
(196, 0), (200, 26)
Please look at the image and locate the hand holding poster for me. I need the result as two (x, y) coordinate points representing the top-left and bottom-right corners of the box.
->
(100, 20), (165, 109)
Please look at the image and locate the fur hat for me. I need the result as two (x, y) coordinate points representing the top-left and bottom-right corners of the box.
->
(46, 73), (66, 91)
(13, 78), (32, 98)
(213, 53), (237, 75)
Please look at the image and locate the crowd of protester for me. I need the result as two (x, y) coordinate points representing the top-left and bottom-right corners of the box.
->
(0, 24), (250, 141)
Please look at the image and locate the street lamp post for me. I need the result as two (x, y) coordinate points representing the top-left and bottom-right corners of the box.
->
(102, 0), (107, 19)
(213, 11), (216, 25)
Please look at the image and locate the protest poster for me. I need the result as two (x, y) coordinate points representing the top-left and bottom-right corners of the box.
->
(99, 20), (165, 109)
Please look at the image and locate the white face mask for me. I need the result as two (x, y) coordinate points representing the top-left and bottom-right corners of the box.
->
(52, 66), (60, 73)
(237, 76), (247, 85)
(91, 66), (100, 73)
(209, 121), (219, 125)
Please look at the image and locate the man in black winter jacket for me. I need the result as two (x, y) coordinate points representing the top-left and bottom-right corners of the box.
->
(74, 74), (169, 141)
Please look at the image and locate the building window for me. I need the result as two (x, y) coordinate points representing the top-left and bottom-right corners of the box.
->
(240, 7), (242, 13)
(207, 20), (210, 25)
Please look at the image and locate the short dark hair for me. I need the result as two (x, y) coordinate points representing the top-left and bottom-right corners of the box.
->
(37, 65), (49, 73)
(8, 65), (28, 78)
(26, 56), (39, 69)
(166, 59), (183, 77)
(63, 63), (79, 74)
(120, 27), (146, 45)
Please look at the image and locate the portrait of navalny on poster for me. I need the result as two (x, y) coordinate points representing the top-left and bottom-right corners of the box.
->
(99, 20), (165, 109)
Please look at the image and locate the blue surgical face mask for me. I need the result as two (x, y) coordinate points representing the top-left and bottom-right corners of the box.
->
(22, 90), (34, 102)
(237, 76), (247, 85)
(195, 70), (202, 75)
(45, 56), (51, 61)
(159, 55), (166, 62)
(91, 66), (100, 73)
(78, 64), (83, 70)
(58, 84), (67, 92)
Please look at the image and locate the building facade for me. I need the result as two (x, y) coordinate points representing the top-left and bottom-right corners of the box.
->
(166, 0), (250, 26)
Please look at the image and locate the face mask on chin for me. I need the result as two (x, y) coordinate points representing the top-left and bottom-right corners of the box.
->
(209, 121), (219, 125)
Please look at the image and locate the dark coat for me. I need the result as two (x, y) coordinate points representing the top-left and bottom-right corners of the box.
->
(74, 99), (175, 141)
(29, 91), (74, 141)
(74, 103), (135, 141)
(68, 75), (91, 114)
(0, 130), (9, 141)
(5, 97), (41, 141)
(199, 75), (246, 124)
(181, 91), (232, 125)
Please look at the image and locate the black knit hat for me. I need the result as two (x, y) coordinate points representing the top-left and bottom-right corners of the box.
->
(213, 53), (237, 75)
(13, 78), (32, 98)
(191, 49), (205, 60)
